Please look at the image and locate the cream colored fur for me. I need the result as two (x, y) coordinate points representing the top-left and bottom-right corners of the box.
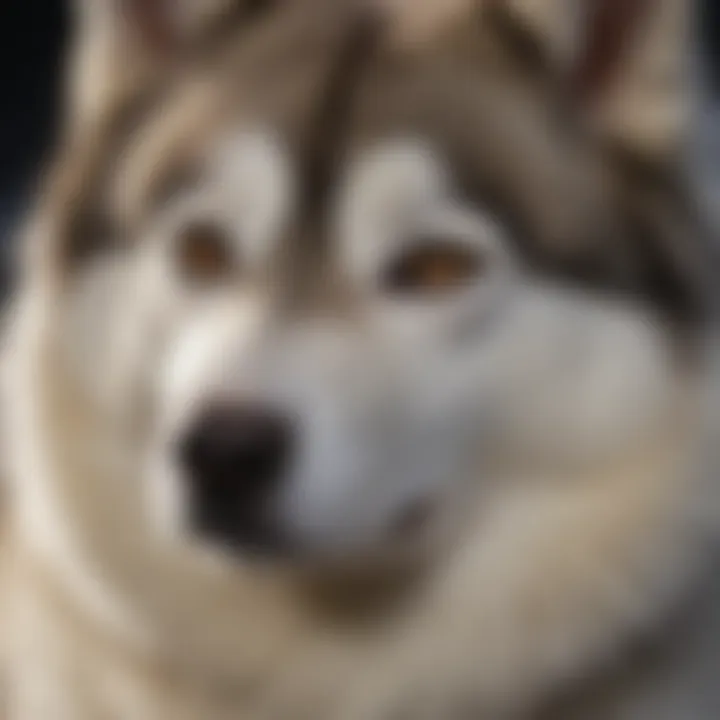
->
(2, 1), (718, 719)
(3, 237), (720, 720)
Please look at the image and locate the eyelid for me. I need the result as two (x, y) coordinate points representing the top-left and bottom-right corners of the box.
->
(414, 206), (509, 257)
(339, 139), (451, 280)
(144, 160), (204, 219)
(156, 191), (230, 243)
(381, 240), (485, 297)
(148, 131), (293, 266)
(339, 140), (513, 288)
(347, 200), (512, 288)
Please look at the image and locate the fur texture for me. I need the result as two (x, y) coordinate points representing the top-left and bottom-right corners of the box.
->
(2, 1), (719, 719)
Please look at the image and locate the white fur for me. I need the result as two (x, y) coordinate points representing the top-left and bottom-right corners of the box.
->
(3, 133), (719, 720)
(206, 130), (295, 264)
(4, 293), (154, 649)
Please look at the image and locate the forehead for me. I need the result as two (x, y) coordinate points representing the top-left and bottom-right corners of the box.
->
(114, 1), (606, 262)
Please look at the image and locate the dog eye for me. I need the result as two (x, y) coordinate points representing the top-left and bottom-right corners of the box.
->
(175, 221), (235, 284)
(382, 240), (485, 295)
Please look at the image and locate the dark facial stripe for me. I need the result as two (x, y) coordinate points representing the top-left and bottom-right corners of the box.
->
(272, 6), (383, 316)
(297, 6), (384, 225)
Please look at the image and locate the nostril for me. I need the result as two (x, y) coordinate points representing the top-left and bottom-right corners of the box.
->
(179, 403), (294, 493)
(234, 412), (293, 485)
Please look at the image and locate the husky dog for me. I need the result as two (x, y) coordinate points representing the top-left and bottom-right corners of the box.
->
(2, 1), (720, 718)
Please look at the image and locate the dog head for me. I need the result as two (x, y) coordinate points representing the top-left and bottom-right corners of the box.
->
(15, 0), (714, 573)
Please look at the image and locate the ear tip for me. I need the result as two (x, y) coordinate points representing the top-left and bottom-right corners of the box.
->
(571, 0), (655, 102)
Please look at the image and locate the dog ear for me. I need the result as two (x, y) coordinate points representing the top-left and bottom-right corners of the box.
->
(383, 0), (685, 156)
(67, 0), (269, 133)
(570, 1), (715, 323)
(568, 0), (716, 321)
(489, 0), (686, 157)
(480, 1), (714, 322)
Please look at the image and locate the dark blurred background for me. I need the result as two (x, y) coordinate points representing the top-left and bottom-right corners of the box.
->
(0, 0), (717, 295)
(694, 0), (720, 235)
(699, 0), (720, 94)
(0, 0), (68, 291)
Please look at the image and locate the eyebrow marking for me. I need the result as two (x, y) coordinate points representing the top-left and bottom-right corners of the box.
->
(145, 157), (205, 216)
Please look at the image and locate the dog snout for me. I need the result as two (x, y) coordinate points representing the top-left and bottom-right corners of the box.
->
(178, 402), (295, 552)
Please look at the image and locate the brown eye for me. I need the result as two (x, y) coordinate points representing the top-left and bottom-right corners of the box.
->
(382, 240), (485, 295)
(175, 221), (234, 284)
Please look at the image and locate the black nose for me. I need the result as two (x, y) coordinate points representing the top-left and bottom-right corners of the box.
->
(178, 403), (294, 552)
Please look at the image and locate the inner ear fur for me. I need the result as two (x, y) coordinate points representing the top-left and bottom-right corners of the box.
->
(478, 0), (686, 152)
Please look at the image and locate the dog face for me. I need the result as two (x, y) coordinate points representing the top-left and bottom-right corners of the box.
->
(23, 0), (710, 571)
